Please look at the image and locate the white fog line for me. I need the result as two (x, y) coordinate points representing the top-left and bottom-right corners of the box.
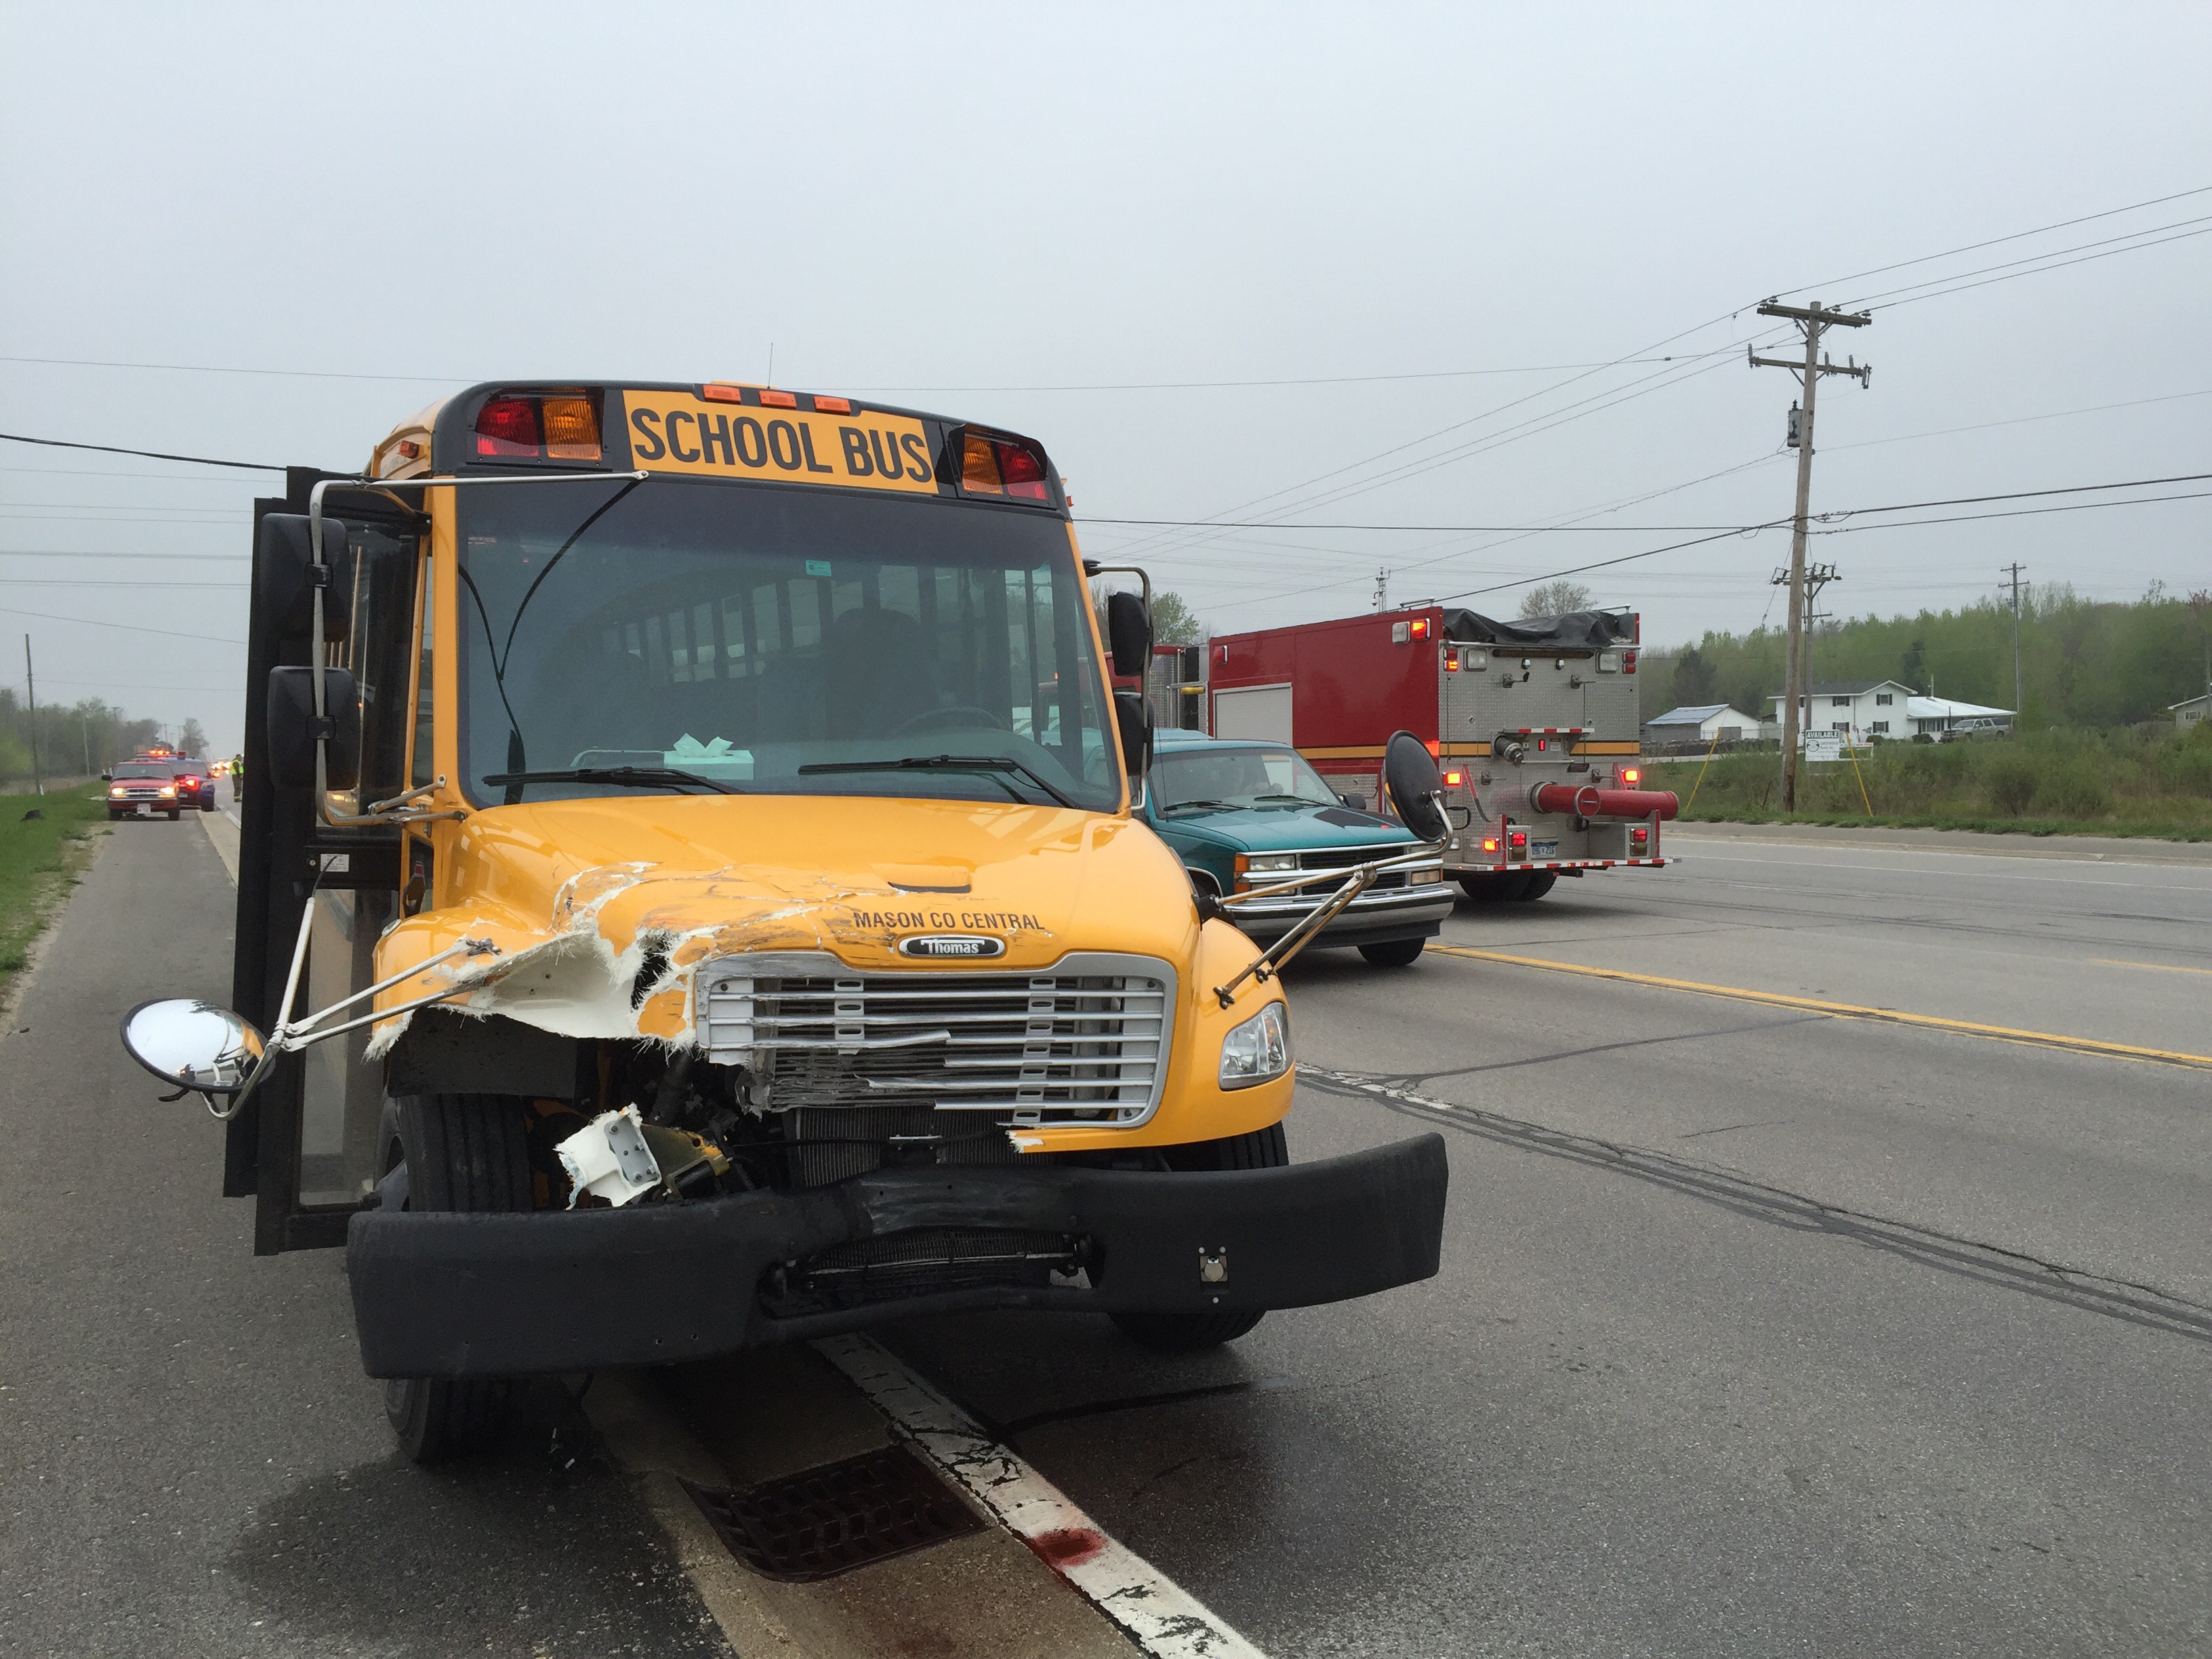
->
(817, 1333), (1267, 1659)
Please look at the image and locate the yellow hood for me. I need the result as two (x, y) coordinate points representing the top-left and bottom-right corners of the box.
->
(372, 795), (1195, 1046)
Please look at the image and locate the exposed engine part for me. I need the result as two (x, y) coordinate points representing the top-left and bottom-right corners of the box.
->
(556, 1105), (730, 1207)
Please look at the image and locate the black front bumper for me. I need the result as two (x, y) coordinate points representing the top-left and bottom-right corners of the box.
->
(347, 1134), (1448, 1378)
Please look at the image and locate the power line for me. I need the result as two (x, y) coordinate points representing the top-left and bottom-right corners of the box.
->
(1824, 386), (2212, 452)
(1819, 487), (2212, 534)
(1771, 182), (2212, 298)
(0, 432), (287, 472)
(1858, 223), (2212, 313)
(1421, 470), (2212, 606)
(0, 550), (249, 560)
(0, 577), (247, 588)
(1845, 214), (2212, 308)
(0, 604), (243, 643)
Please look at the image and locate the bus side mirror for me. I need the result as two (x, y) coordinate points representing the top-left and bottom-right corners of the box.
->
(1114, 690), (1153, 783)
(257, 514), (354, 644)
(266, 666), (360, 790)
(1106, 590), (1152, 679)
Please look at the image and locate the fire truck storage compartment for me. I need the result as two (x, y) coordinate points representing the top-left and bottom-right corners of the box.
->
(1208, 605), (1664, 884)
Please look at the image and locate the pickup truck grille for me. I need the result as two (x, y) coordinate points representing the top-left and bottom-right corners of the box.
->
(695, 953), (1172, 1132)
(1296, 842), (1422, 890)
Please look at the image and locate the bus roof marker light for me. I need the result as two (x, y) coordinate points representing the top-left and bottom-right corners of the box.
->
(961, 432), (1004, 495)
(475, 396), (540, 457)
(998, 443), (1049, 501)
(701, 384), (746, 403)
(760, 388), (799, 409)
(812, 395), (853, 414)
(540, 396), (601, 462)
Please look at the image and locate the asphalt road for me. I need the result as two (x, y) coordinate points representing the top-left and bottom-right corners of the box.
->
(4, 819), (2207, 1655)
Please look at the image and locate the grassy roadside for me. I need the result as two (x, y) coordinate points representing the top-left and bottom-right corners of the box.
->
(0, 783), (111, 1010)
(1649, 725), (2212, 842)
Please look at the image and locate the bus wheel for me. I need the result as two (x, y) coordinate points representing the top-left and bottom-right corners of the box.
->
(1359, 937), (1427, 966)
(379, 1094), (532, 1463)
(1512, 872), (1558, 901)
(1112, 1123), (1286, 1353)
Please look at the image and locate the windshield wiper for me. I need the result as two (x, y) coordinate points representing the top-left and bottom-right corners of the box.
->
(1161, 798), (1242, 815)
(798, 753), (1077, 808)
(480, 766), (739, 796)
(1249, 793), (1326, 806)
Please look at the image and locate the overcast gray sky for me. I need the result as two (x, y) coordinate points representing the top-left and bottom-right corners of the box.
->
(4, 1), (2208, 754)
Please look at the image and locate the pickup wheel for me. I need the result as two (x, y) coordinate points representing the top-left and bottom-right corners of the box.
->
(165, 808), (181, 821)
(1513, 872), (1557, 901)
(379, 1094), (533, 1463)
(1111, 1123), (1288, 1353)
(1359, 937), (1427, 966)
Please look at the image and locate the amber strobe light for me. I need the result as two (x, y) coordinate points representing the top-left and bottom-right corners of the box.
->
(474, 390), (602, 462)
(958, 430), (1052, 501)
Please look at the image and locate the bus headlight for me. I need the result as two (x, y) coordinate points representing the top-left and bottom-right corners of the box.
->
(1219, 1001), (1291, 1089)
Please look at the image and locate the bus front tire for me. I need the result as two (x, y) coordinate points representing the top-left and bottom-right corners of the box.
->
(1111, 1123), (1287, 1353)
(379, 1093), (533, 1463)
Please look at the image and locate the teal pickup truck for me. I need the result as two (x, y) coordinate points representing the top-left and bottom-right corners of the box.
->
(1143, 730), (1454, 966)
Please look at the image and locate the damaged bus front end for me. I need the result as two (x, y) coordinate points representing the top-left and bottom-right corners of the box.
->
(121, 382), (1447, 1458)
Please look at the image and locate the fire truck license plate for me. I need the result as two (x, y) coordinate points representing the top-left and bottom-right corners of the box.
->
(1532, 840), (1559, 859)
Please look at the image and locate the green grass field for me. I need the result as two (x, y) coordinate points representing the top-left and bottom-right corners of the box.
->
(0, 783), (110, 996)
(1648, 724), (2212, 841)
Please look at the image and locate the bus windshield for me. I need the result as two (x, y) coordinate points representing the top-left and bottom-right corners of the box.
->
(453, 479), (1118, 811)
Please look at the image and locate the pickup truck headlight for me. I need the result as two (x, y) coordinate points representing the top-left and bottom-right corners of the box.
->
(1242, 853), (1298, 875)
(1219, 1000), (1292, 1089)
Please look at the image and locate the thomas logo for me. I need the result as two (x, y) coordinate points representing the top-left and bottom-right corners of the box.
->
(898, 935), (1007, 960)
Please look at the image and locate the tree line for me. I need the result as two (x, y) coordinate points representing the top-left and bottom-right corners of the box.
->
(0, 689), (209, 783)
(1638, 583), (2212, 730)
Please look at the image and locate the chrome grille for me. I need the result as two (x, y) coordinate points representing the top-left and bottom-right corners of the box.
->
(695, 951), (1172, 1130)
(1296, 842), (1422, 890)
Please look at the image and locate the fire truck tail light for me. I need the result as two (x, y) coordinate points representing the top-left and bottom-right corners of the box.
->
(1509, 832), (1528, 847)
(1443, 770), (1462, 785)
(1481, 837), (1498, 853)
(1409, 617), (1431, 640)
(1622, 767), (1641, 785)
(1622, 650), (1639, 674)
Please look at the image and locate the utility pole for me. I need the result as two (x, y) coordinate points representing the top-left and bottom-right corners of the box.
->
(1372, 566), (1391, 612)
(1770, 562), (1839, 729)
(2001, 561), (2028, 718)
(1752, 301), (1871, 810)
(23, 635), (43, 798)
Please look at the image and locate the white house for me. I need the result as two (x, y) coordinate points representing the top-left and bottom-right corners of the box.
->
(1765, 680), (1919, 741)
(2173, 693), (2209, 731)
(1642, 703), (1763, 745)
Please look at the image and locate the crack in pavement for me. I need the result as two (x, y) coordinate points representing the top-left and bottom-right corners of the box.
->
(1300, 1066), (2212, 1346)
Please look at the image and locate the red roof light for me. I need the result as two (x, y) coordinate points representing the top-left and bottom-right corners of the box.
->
(474, 396), (540, 456)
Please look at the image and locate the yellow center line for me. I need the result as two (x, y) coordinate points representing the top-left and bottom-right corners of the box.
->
(1430, 944), (2212, 1071)
(2093, 957), (2212, 978)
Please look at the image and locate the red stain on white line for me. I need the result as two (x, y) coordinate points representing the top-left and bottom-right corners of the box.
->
(1027, 1526), (1107, 1571)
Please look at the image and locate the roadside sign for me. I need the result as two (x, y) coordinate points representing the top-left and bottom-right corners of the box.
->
(1804, 733), (1843, 762)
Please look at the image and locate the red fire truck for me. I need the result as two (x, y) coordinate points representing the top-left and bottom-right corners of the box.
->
(1206, 606), (1678, 901)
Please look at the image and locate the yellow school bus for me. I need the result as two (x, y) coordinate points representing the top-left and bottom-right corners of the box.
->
(120, 380), (1447, 1460)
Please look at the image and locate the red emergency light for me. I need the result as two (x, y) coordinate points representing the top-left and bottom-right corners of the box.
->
(474, 390), (602, 462)
(1443, 770), (1462, 786)
(959, 430), (1052, 502)
(1408, 617), (1431, 640)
